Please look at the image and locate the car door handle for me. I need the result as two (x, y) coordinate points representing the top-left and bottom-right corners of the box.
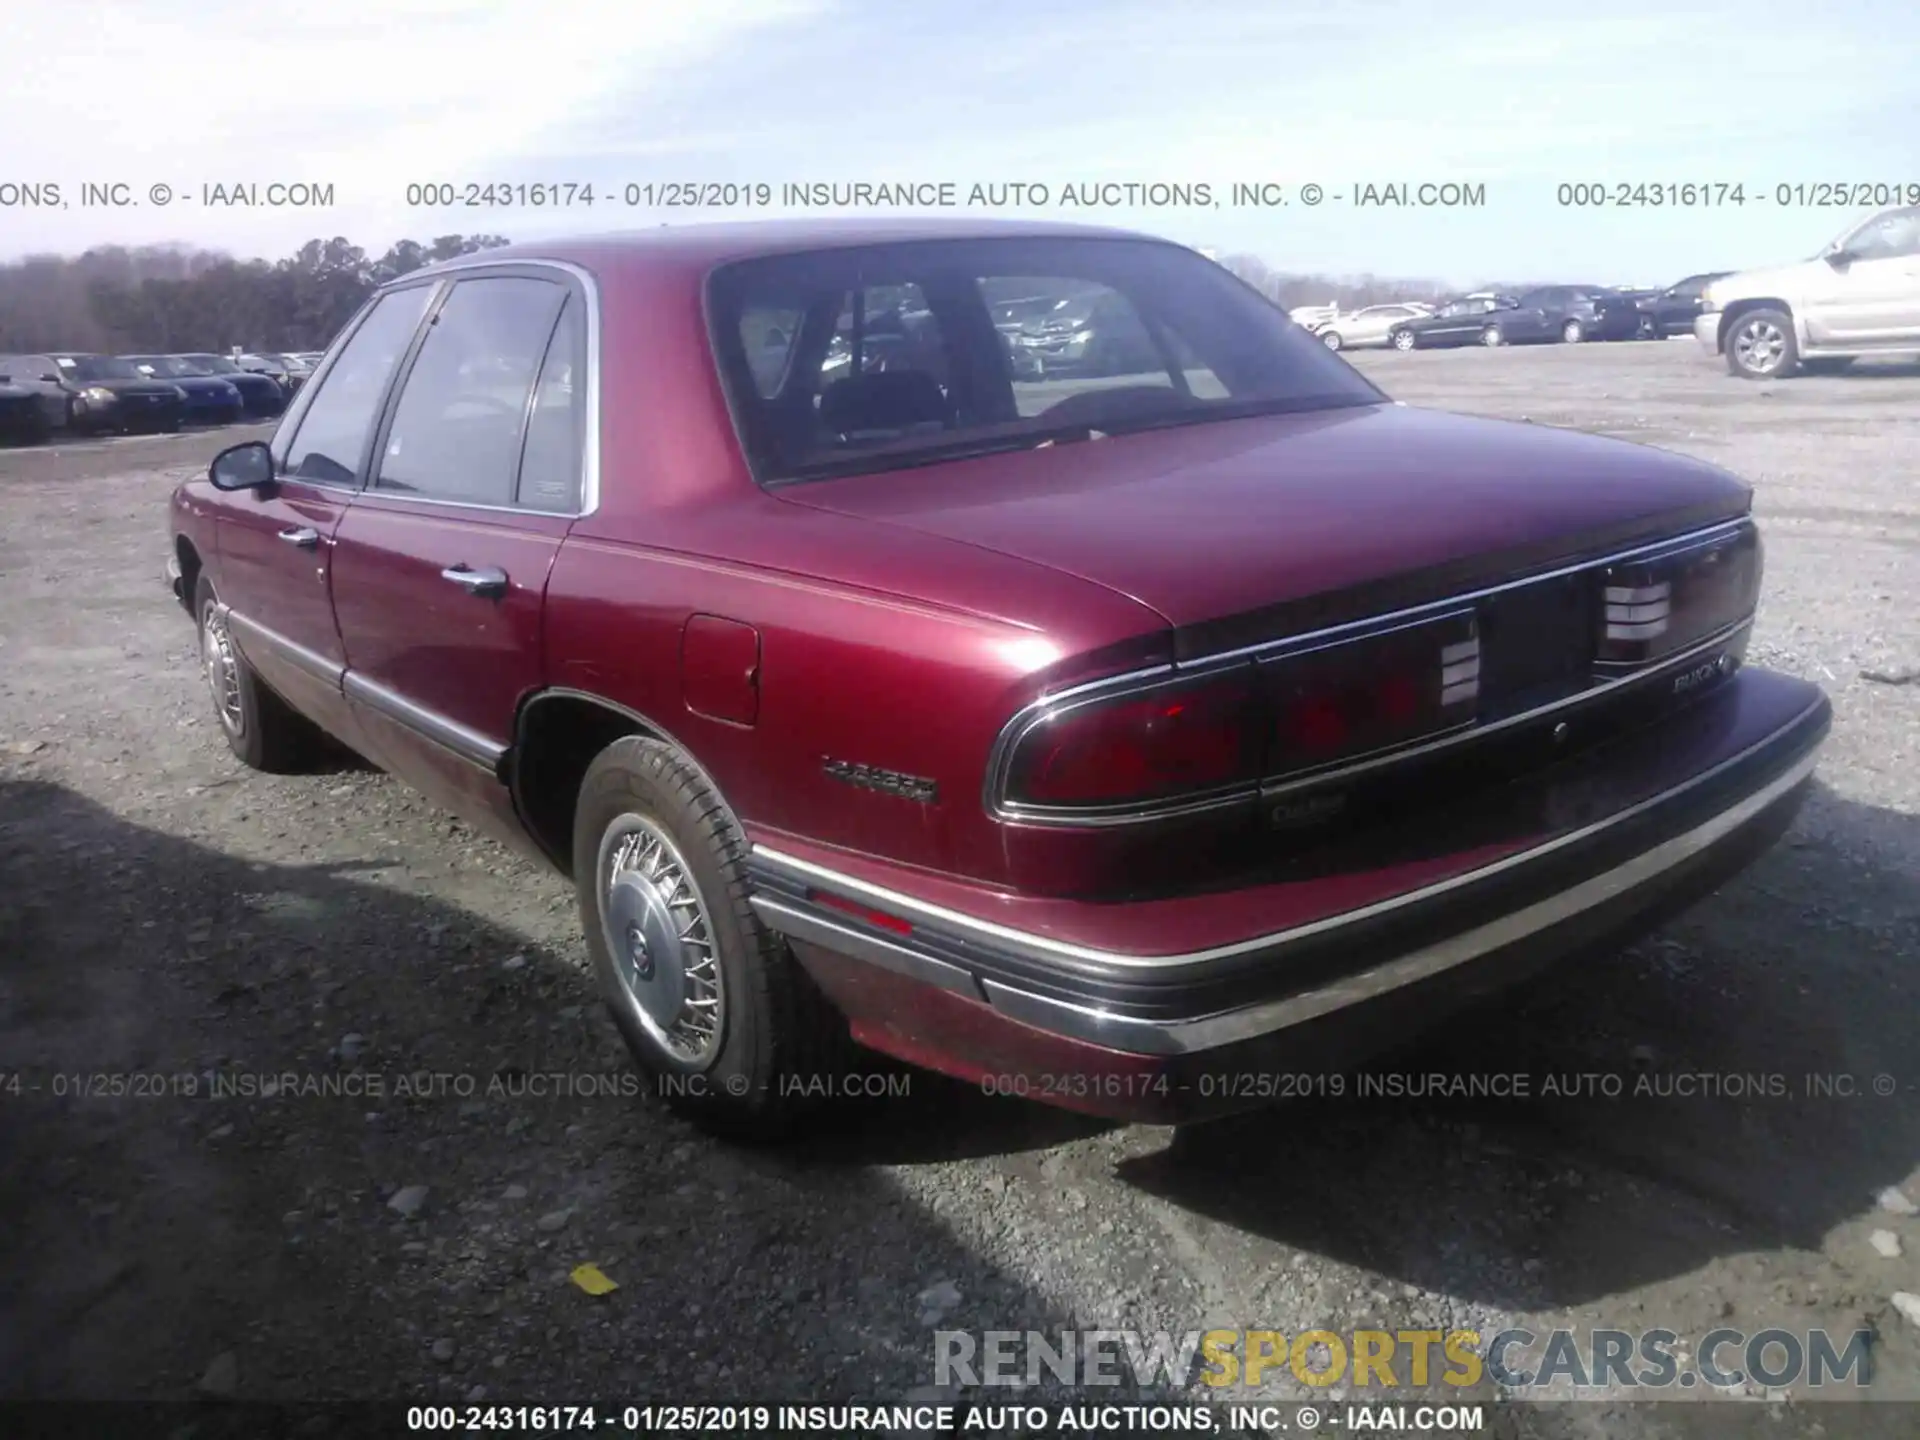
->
(278, 526), (320, 548)
(440, 564), (509, 598)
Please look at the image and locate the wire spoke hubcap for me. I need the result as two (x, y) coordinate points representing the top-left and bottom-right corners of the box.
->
(599, 814), (723, 1067)
(201, 608), (243, 734)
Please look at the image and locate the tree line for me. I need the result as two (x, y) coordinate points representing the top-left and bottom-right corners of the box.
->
(1212, 252), (1529, 311)
(0, 230), (1518, 357)
(0, 235), (510, 356)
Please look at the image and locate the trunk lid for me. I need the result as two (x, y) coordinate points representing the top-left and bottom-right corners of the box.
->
(776, 402), (1751, 657)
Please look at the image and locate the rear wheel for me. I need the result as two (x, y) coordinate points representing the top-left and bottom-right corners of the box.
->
(1560, 318), (1585, 343)
(1391, 329), (1417, 351)
(575, 736), (850, 1139)
(1725, 307), (1798, 379)
(194, 577), (326, 772)
(1480, 324), (1504, 347)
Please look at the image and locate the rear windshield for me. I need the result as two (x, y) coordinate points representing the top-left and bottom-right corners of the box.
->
(707, 236), (1385, 485)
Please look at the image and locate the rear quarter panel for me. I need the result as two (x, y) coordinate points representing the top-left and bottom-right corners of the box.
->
(545, 494), (1174, 887)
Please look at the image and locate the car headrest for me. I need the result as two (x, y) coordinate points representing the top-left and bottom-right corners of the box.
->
(818, 370), (951, 436)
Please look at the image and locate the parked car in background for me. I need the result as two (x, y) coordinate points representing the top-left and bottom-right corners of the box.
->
(171, 354), (288, 418)
(272, 352), (318, 385)
(1698, 205), (1920, 378)
(1289, 302), (1340, 331)
(0, 353), (186, 434)
(235, 353), (300, 395)
(1009, 288), (1164, 375)
(168, 219), (1827, 1137)
(121, 355), (245, 426)
(1386, 295), (1519, 349)
(1495, 286), (1644, 344)
(1313, 303), (1435, 351)
(1633, 273), (1732, 339)
(0, 372), (51, 442)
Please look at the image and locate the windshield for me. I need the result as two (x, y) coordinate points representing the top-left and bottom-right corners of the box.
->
(62, 356), (141, 381)
(130, 356), (205, 378)
(709, 236), (1385, 485)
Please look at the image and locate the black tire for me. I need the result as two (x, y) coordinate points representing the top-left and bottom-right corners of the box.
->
(1480, 324), (1504, 347)
(1724, 307), (1799, 379)
(193, 577), (325, 772)
(1560, 318), (1585, 344)
(574, 736), (850, 1139)
(1637, 314), (1661, 340)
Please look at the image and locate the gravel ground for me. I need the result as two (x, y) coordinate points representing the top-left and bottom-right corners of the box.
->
(1, 343), (1916, 1438)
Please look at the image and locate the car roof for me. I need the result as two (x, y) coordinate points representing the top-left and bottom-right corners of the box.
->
(394, 217), (1170, 287)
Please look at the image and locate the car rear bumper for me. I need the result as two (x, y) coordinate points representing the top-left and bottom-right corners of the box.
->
(748, 668), (1829, 1121)
(1695, 313), (1723, 352)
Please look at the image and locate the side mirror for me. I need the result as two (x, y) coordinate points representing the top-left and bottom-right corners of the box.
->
(41, 373), (60, 383)
(210, 440), (275, 491)
(1826, 245), (1855, 267)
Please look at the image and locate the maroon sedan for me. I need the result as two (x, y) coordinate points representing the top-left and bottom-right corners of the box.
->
(166, 220), (1829, 1134)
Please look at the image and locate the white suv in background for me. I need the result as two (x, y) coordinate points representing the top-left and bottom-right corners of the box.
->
(1697, 204), (1920, 378)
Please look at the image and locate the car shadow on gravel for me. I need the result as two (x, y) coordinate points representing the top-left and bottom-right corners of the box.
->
(1116, 779), (1920, 1310)
(0, 777), (1074, 1404)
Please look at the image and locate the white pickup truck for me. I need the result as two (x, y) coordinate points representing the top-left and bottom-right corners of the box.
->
(1697, 204), (1920, 378)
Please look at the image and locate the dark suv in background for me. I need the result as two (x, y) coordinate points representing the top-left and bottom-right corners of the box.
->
(1635, 273), (1734, 339)
(1497, 286), (1643, 344)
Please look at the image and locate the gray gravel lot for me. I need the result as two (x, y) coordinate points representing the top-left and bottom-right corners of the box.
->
(1, 344), (1916, 1437)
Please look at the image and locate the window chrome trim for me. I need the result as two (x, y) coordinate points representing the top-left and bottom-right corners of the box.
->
(981, 517), (1758, 826)
(757, 686), (1825, 979)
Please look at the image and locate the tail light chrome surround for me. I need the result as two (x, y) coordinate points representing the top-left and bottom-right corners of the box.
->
(985, 517), (1761, 826)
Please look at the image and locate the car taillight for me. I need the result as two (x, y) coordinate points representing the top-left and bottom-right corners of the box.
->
(1261, 610), (1480, 776)
(1000, 667), (1260, 809)
(1597, 524), (1760, 669)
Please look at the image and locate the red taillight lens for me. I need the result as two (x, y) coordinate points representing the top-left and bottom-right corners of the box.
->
(1598, 524), (1760, 668)
(1263, 611), (1479, 774)
(1002, 668), (1259, 809)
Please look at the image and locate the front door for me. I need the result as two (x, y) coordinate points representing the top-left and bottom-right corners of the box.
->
(1803, 207), (1920, 347)
(213, 283), (437, 735)
(328, 270), (589, 840)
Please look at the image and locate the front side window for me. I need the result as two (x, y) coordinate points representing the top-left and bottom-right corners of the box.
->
(280, 286), (434, 486)
(709, 237), (1381, 485)
(1844, 206), (1920, 260)
(374, 276), (567, 506)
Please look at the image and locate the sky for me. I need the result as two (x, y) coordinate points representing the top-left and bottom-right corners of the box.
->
(3, 0), (1916, 285)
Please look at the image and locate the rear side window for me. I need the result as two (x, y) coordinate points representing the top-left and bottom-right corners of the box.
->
(515, 293), (586, 513)
(374, 276), (567, 506)
(281, 286), (434, 486)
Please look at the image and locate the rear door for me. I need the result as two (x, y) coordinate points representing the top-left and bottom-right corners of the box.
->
(214, 283), (436, 736)
(327, 267), (588, 820)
